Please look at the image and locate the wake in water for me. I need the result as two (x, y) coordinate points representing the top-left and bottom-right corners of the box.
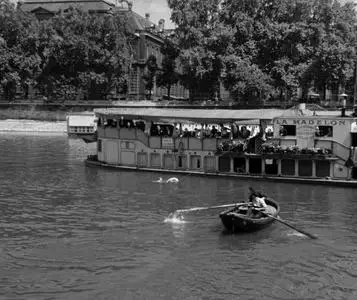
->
(153, 177), (180, 184)
(164, 211), (187, 224)
(286, 231), (307, 238)
(164, 206), (209, 224)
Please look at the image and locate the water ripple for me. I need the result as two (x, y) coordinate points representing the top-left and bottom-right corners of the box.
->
(0, 134), (356, 299)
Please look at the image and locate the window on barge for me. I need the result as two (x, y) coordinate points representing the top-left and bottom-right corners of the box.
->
(105, 119), (117, 128)
(279, 125), (296, 136)
(315, 126), (333, 137)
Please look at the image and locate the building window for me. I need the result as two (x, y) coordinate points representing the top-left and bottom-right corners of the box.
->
(315, 126), (333, 137)
(279, 125), (296, 136)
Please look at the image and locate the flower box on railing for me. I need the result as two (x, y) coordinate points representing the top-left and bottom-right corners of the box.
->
(215, 150), (246, 157)
(216, 140), (246, 155)
(262, 152), (334, 160)
(261, 143), (332, 157)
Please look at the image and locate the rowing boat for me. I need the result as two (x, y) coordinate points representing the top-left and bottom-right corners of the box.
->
(219, 198), (280, 233)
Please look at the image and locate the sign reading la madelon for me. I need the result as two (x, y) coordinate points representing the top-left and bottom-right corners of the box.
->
(275, 119), (346, 126)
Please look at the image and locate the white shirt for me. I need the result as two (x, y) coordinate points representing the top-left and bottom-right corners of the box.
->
(254, 196), (267, 208)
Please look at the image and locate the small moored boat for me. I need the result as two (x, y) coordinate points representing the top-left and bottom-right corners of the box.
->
(219, 198), (280, 233)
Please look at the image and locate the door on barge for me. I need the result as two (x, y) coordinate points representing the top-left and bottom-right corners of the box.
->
(103, 140), (120, 164)
(119, 141), (136, 165)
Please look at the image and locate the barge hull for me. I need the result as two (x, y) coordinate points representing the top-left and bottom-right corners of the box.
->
(85, 159), (357, 188)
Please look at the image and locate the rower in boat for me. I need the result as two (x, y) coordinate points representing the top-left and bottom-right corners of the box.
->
(247, 194), (267, 218)
(219, 189), (280, 233)
(234, 187), (268, 217)
(246, 187), (267, 217)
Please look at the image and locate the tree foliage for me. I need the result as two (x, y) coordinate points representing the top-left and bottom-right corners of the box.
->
(1, 0), (357, 103)
(0, 0), (41, 100)
(0, 2), (132, 101)
(142, 54), (158, 99)
(168, 0), (357, 103)
(36, 7), (131, 100)
(168, 0), (234, 99)
(156, 38), (179, 100)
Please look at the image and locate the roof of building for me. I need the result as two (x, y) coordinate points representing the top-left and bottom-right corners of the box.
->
(67, 114), (96, 127)
(93, 106), (355, 123)
(20, 0), (158, 31)
(280, 108), (314, 117)
(21, 0), (115, 13)
(121, 10), (155, 31)
(94, 108), (286, 123)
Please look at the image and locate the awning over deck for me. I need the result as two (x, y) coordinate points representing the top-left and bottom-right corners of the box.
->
(67, 114), (96, 127)
(93, 108), (285, 124)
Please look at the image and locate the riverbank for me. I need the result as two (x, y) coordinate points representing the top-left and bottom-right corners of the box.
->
(0, 107), (69, 121)
(0, 100), (352, 123)
(0, 119), (67, 133)
(0, 99), (285, 122)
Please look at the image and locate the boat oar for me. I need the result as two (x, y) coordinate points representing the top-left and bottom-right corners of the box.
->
(175, 202), (247, 214)
(258, 210), (318, 240)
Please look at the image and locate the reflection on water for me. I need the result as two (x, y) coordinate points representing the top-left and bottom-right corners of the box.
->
(0, 134), (356, 300)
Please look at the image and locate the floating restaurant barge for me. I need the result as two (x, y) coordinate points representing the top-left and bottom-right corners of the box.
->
(66, 112), (96, 137)
(85, 105), (357, 187)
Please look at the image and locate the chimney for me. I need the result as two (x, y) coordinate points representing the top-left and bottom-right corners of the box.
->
(158, 19), (165, 32)
(145, 13), (150, 21)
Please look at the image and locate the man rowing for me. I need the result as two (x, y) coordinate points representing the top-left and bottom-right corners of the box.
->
(246, 187), (267, 217)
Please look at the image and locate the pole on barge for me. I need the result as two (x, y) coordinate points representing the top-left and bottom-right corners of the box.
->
(353, 60), (357, 107)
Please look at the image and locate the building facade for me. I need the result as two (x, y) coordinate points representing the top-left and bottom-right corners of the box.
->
(20, 0), (115, 20)
(20, 0), (189, 101)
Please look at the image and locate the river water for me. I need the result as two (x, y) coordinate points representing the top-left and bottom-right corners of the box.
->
(0, 133), (356, 300)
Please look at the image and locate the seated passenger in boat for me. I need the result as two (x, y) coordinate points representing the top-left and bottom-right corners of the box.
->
(279, 125), (287, 136)
(246, 188), (267, 217)
(253, 196), (267, 208)
(265, 128), (273, 139)
(221, 126), (230, 138)
(210, 126), (218, 137)
(246, 195), (267, 218)
(172, 127), (180, 138)
(239, 126), (251, 139)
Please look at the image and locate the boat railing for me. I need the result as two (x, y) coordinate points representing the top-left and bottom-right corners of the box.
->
(136, 129), (149, 147)
(98, 126), (353, 162)
(330, 140), (351, 161)
(98, 126), (231, 152)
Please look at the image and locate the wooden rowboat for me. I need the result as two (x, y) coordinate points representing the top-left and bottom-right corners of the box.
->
(219, 198), (280, 233)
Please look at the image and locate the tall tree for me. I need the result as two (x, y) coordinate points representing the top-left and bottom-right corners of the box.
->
(168, 0), (234, 100)
(303, 0), (357, 100)
(220, 0), (357, 103)
(156, 38), (179, 101)
(36, 7), (131, 100)
(0, 0), (40, 100)
(142, 54), (158, 100)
